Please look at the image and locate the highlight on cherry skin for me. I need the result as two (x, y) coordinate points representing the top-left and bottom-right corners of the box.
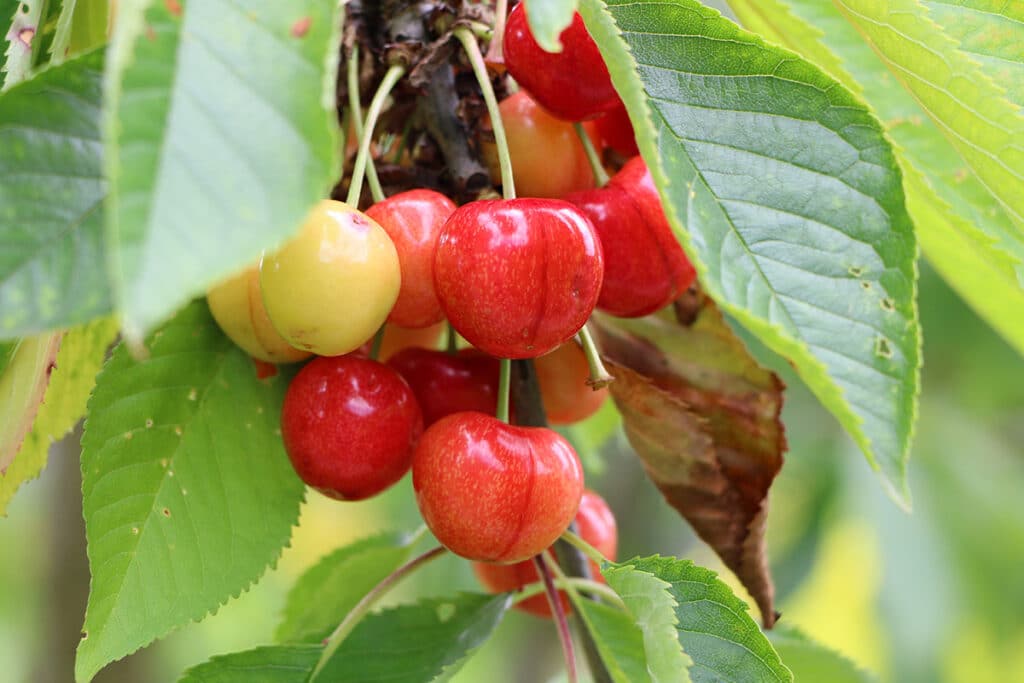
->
(412, 411), (585, 563)
(260, 199), (401, 357)
(281, 354), (423, 501)
(473, 489), (617, 617)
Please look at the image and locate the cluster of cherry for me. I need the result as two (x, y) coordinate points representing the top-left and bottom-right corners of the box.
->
(205, 4), (694, 614)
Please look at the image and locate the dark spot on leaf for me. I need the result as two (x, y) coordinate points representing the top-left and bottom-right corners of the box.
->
(880, 298), (895, 312)
(848, 266), (864, 277)
(162, 507), (171, 517)
(290, 16), (312, 38)
(875, 337), (893, 359)
(860, 281), (871, 290)
(80, 631), (88, 640)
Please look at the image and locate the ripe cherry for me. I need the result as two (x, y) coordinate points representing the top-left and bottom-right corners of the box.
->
(387, 348), (501, 427)
(376, 322), (446, 361)
(261, 200), (400, 357)
(434, 198), (604, 359)
(365, 189), (456, 329)
(503, 4), (618, 121)
(567, 157), (696, 317)
(534, 341), (608, 425)
(473, 489), (617, 617)
(595, 103), (639, 157)
(206, 265), (310, 364)
(413, 412), (584, 562)
(281, 355), (422, 501)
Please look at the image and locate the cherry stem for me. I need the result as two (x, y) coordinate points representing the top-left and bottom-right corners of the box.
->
(346, 63), (404, 207)
(484, 0), (509, 64)
(513, 576), (624, 608)
(560, 529), (609, 566)
(310, 545), (447, 681)
(346, 48), (386, 204)
(446, 322), (458, 355)
(497, 357), (511, 423)
(455, 26), (516, 200)
(534, 554), (579, 683)
(574, 122), (610, 187)
(368, 325), (386, 361)
(578, 325), (614, 389)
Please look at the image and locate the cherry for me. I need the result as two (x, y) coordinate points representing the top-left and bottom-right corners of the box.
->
(434, 198), (604, 358)
(534, 341), (607, 425)
(473, 489), (617, 617)
(261, 200), (400, 357)
(281, 355), (422, 501)
(376, 322), (447, 361)
(365, 189), (456, 329)
(484, 91), (597, 199)
(595, 103), (639, 157)
(503, 4), (618, 121)
(387, 348), (501, 427)
(412, 412), (584, 562)
(206, 265), (310, 364)
(567, 157), (696, 317)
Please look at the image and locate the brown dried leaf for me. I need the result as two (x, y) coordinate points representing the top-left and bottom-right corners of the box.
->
(594, 289), (785, 627)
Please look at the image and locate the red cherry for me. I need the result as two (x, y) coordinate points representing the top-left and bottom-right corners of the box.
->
(387, 348), (502, 427)
(534, 341), (608, 425)
(281, 355), (423, 501)
(365, 189), (456, 329)
(473, 490), (617, 617)
(503, 5), (618, 121)
(595, 103), (639, 157)
(412, 412), (584, 562)
(567, 157), (696, 317)
(434, 198), (604, 359)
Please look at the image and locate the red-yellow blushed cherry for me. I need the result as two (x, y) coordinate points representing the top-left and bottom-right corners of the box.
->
(503, 4), (618, 121)
(473, 490), (617, 617)
(534, 341), (608, 425)
(595, 103), (639, 157)
(412, 412), (584, 562)
(484, 91), (597, 199)
(567, 157), (696, 317)
(387, 348), (502, 427)
(434, 198), (604, 359)
(365, 190), (456, 329)
(281, 355), (423, 501)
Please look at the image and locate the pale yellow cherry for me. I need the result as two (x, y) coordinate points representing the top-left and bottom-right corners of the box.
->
(260, 200), (401, 356)
(207, 265), (310, 364)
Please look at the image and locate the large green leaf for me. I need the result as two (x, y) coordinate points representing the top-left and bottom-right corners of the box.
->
(580, 0), (920, 503)
(0, 316), (116, 515)
(768, 628), (877, 683)
(103, 0), (342, 343)
(178, 645), (322, 683)
(832, 0), (1024, 229)
(275, 531), (414, 643)
(727, 0), (1024, 360)
(576, 598), (659, 683)
(76, 301), (305, 682)
(315, 594), (511, 682)
(0, 49), (109, 338)
(615, 557), (792, 683)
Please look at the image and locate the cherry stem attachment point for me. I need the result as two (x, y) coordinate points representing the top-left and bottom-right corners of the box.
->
(484, 0), (509, 64)
(497, 357), (511, 423)
(368, 325), (386, 361)
(455, 26), (516, 200)
(534, 554), (579, 683)
(347, 49), (386, 204)
(347, 63), (404, 207)
(574, 122), (610, 187)
(560, 529), (608, 566)
(578, 325), (613, 389)
(310, 545), (447, 681)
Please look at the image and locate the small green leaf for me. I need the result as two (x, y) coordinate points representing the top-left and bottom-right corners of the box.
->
(524, 0), (577, 52)
(0, 48), (110, 337)
(768, 628), (877, 683)
(3, 0), (43, 88)
(317, 594), (511, 682)
(76, 301), (305, 683)
(576, 598), (658, 683)
(581, 0), (920, 504)
(178, 644), (322, 683)
(275, 531), (414, 643)
(0, 316), (117, 515)
(103, 0), (342, 342)
(602, 562), (692, 683)
(51, 0), (109, 63)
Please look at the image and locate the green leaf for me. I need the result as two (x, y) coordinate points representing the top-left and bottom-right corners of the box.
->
(832, 0), (1024, 229)
(3, 0), (43, 88)
(76, 301), (305, 683)
(0, 331), (60, 478)
(51, 0), (109, 62)
(602, 562), (692, 683)
(316, 593), (511, 682)
(768, 628), (877, 683)
(576, 599), (659, 683)
(0, 316), (116, 515)
(580, 0), (920, 504)
(726, 0), (1024, 358)
(103, 0), (342, 343)
(178, 645), (322, 683)
(616, 556), (792, 683)
(0, 48), (109, 338)
(275, 531), (414, 643)
(0, 339), (17, 375)
(524, 0), (577, 52)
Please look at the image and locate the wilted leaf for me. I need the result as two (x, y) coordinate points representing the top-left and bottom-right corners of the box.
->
(594, 290), (785, 625)
(0, 332), (60, 476)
